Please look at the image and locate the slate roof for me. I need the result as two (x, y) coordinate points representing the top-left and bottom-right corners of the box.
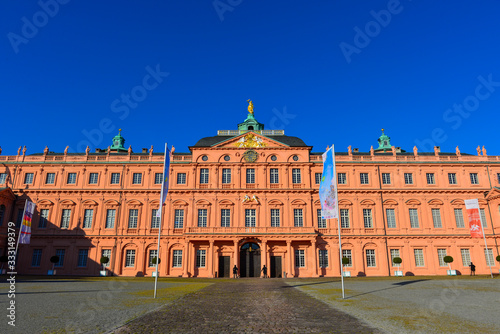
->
(192, 135), (308, 148)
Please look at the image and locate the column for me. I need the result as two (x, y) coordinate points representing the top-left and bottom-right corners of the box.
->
(183, 239), (190, 277)
(208, 240), (214, 278)
(286, 240), (292, 278)
(311, 239), (318, 277)
(261, 239), (267, 277)
(233, 239), (239, 272)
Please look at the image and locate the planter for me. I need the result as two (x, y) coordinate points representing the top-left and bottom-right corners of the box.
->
(394, 270), (403, 277)
(342, 271), (351, 277)
(99, 270), (107, 277)
(447, 270), (457, 276)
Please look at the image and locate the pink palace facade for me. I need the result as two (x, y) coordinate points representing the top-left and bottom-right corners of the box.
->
(0, 109), (499, 278)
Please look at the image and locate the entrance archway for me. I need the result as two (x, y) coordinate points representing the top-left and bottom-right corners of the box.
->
(239, 242), (261, 277)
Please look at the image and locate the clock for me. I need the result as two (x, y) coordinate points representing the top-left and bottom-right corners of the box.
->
(243, 150), (258, 163)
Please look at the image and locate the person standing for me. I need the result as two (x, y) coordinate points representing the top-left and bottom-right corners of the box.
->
(469, 262), (476, 276)
(233, 265), (238, 278)
(261, 265), (268, 278)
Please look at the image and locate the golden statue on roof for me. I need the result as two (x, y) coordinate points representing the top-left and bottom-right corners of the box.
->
(247, 99), (254, 114)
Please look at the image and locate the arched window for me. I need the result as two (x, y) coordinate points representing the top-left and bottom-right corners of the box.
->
(0, 205), (5, 227)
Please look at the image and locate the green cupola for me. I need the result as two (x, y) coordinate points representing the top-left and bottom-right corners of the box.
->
(110, 129), (127, 152)
(375, 129), (392, 152)
(237, 100), (264, 131)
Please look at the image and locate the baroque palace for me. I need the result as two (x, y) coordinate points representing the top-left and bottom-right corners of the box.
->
(1, 104), (500, 278)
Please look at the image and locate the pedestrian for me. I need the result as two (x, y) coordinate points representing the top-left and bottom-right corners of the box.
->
(470, 262), (476, 276)
(233, 265), (238, 278)
(261, 265), (267, 278)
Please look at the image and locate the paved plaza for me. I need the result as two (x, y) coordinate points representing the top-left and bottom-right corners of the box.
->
(1, 275), (499, 333)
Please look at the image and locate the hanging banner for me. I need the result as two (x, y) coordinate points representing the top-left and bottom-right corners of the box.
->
(19, 201), (36, 244)
(464, 199), (482, 238)
(319, 145), (338, 219)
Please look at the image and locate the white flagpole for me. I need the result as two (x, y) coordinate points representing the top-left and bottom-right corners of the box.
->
(480, 217), (494, 279)
(332, 145), (345, 299)
(154, 143), (168, 298)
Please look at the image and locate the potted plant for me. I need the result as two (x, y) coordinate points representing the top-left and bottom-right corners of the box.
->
(341, 257), (351, 277)
(151, 257), (161, 277)
(100, 256), (109, 277)
(444, 256), (456, 275)
(392, 257), (403, 276)
(0, 255), (8, 274)
(49, 255), (59, 275)
(496, 255), (500, 273)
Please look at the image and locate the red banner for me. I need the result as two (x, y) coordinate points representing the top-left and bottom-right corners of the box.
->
(465, 199), (483, 238)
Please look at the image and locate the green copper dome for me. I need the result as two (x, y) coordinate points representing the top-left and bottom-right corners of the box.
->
(110, 129), (127, 152)
(375, 129), (392, 152)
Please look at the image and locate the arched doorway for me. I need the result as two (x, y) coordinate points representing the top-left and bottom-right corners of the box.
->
(239, 242), (261, 277)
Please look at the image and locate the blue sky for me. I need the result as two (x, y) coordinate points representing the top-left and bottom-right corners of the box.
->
(1, 0), (500, 155)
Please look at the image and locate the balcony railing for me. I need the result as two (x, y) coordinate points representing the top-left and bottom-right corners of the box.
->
(185, 226), (317, 234)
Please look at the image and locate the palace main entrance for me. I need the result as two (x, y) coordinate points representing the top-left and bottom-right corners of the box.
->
(239, 243), (261, 277)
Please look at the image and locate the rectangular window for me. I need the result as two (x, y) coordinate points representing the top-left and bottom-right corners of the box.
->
(409, 208), (419, 228)
(39, 209), (49, 228)
(295, 249), (305, 267)
(31, 249), (42, 267)
(342, 249), (352, 267)
(83, 209), (93, 229)
(16, 208), (23, 228)
(461, 249), (471, 267)
(426, 173), (435, 185)
(155, 173), (163, 184)
(470, 173), (479, 185)
(221, 209), (231, 227)
(55, 249), (65, 267)
(479, 208), (487, 228)
(125, 250), (135, 267)
(0, 173), (7, 184)
(222, 169), (231, 184)
(61, 209), (71, 228)
(271, 209), (280, 227)
(363, 208), (373, 228)
(485, 248), (495, 266)
(386, 208), (396, 228)
(448, 173), (457, 185)
(101, 249), (111, 267)
(382, 173), (391, 185)
(315, 173), (322, 184)
(366, 249), (376, 267)
(175, 209), (184, 229)
(390, 249), (400, 267)
(340, 209), (349, 228)
(246, 169), (255, 184)
(25, 173), (34, 184)
(270, 168), (279, 184)
(292, 169), (301, 184)
(454, 208), (465, 228)
(111, 173), (120, 184)
(148, 249), (158, 267)
(414, 249), (425, 267)
(360, 173), (369, 184)
(200, 168), (209, 184)
(78, 249), (88, 267)
(128, 209), (138, 229)
(319, 250), (328, 268)
(198, 209), (207, 227)
(132, 173), (142, 184)
(46, 173), (55, 184)
(437, 249), (447, 267)
(67, 173), (77, 184)
(338, 173), (347, 185)
(318, 209), (327, 228)
(89, 173), (99, 184)
(151, 209), (160, 229)
(196, 249), (206, 267)
(432, 208), (442, 228)
(105, 209), (116, 229)
(497, 173), (500, 184)
(176, 173), (186, 184)
(172, 250), (183, 268)
(294, 208), (303, 227)
(245, 209), (256, 227)
(404, 173), (413, 185)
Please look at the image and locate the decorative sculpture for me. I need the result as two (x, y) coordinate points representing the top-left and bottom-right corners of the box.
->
(413, 146), (418, 156)
(482, 146), (487, 156)
(247, 99), (254, 114)
(455, 146), (461, 156)
(476, 146), (481, 156)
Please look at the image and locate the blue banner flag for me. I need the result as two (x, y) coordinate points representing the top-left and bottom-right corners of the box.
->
(319, 146), (338, 219)
(160, 147), (170, 205)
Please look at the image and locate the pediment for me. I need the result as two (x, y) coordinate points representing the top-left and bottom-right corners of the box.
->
(383, 199), (398, 206)
(212, 132), (289, 149)
(485, 187), (500, 201)
(428, 199), (444, 205)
